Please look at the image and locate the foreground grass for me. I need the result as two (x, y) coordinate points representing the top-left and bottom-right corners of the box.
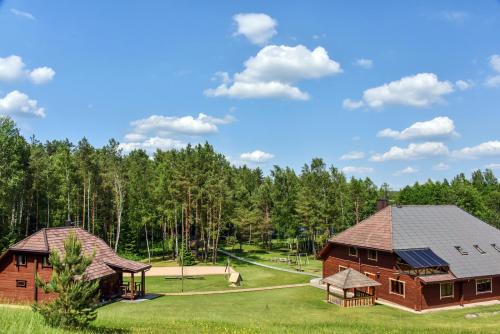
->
(127, 256), (310, 293)
(2, 287), (500, 334)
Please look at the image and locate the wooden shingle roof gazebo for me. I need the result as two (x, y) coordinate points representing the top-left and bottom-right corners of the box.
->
(321, 268), (381, 307)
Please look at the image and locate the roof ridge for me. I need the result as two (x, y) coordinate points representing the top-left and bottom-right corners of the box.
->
(389, 206), (393, 250)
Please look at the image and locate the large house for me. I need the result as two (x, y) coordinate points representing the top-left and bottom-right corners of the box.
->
(0, 226), (150, 303)
(319, 203), (500, 311)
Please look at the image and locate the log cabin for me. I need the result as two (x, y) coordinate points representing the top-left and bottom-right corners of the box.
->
(318, 202), (500, 311)
(0, 226), (151, 303)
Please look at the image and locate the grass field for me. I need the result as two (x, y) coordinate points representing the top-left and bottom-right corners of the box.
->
(2, 287), (500, 334)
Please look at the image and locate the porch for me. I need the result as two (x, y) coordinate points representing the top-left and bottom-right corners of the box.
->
(121, 270), (147, 300)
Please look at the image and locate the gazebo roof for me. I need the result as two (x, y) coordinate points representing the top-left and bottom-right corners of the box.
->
(321, 268), (381, 289)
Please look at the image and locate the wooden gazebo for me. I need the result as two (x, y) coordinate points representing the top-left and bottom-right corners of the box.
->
(322, 268), (381, 307)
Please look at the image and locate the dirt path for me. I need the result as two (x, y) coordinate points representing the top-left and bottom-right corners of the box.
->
(125, 266), (235, 277)
(160, 283), (310, 296)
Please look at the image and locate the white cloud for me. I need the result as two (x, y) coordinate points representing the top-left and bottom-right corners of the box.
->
(394, 166), (418, 176)
(119, 137), (185, 154)
(344, 73), (454, 109)
(0, 55), (55, 84)
(341, 166), (374, 174)
(129, 113), (235, 137)
(205, 44), (341, 100)
(370, 142), (449, 162)
(485, 163), (500, 170)
(340, 151), (365, 160)
(433, 162), (450, 171)
(233, 13), (277, 46)
(29, 67), (56, 84)
(441, 11), (469, 23)
(452, 141), (500, 159)
(0, 90), (46, 118)
(342, 98), (364, 110)
(455, 80), (472, 91)
(240, 150), (274, 163)
(355, 58), (373, 69)
(485, 76), (500, 88)
(489, 55), (500, 73)
(377, 116), (457, 140)
(11, 8), (35, 20)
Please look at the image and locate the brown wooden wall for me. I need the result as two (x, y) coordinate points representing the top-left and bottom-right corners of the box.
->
(322, 243), (500, 311)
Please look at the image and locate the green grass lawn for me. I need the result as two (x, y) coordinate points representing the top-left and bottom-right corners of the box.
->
(126, 256), (311, 293)
(2, 287), (500, 334)
(222, 244), (323, 275)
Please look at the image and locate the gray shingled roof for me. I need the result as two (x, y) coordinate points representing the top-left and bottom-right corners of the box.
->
(321, 268), (381, 289)
(392, 205), (500, 279)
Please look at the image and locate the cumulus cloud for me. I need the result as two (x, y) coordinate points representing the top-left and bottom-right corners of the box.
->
(370, 142), (449, 162)
(0, 55), (55, 84)
(341, 166), (374, 174)
(452, 141), (500, 159)
(119, 137), (186, 153)
(233, 13), (277, 45)
(205, 44), (341, 100)
(0, 90), (46, 118)
(485, 163), (500, 170)
(377, 116), (458, 140)
(455, 80), (472, 91)
(340, 151), (365, 160)
(10, 8), (35, 20)
(433, 162), (450, 171)
(240, 150), (274, 163)
(394, 166), (418, 176)
(343, 73), (454, 109)
(440, 11), (469, 23)
(485, 55), (500, 88)
(355, 58), (373, 69)
(342, 98), (364, 110)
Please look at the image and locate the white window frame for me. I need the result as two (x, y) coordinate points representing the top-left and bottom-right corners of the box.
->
(348, 246), (358, 257)
(476, 278), (492, 295)
(367, 249), (378, 261)
(389, 278), (405, 297)
(440, 282), (454, 299)
(16, 254), (27, 266)
(338, 265), (348, 272)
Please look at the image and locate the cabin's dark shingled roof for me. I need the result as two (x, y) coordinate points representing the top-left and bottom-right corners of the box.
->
(327, 205), (500, 279)
(329, 206), (392, 251)
(8, 227), (150, 280)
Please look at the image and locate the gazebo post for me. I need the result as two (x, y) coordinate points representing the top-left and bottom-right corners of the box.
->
(141, 270), (145, 296)
(131, 272), (135, 299)
(326, 283), (330, 302)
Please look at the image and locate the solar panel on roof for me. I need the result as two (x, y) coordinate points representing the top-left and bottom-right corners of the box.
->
(395, 248), (448, 269)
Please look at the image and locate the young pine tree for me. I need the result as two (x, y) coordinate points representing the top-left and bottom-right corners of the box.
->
(33, 232), (99, 329)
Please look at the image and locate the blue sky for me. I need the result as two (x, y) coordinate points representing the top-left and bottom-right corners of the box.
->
(1, 1), (500, 188)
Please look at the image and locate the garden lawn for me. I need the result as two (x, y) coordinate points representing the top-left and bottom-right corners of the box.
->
(2, 287), (500, 334)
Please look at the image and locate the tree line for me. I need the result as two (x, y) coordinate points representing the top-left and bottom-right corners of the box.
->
(1, 116), (499, 260)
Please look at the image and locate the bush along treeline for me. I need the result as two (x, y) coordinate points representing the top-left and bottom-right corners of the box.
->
(1, 116), (500, 260)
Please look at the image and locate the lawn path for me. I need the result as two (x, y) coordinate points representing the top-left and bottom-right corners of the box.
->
(160, 283), (310, 296)
(125, 266), (234, 277)
(219, 249), (321, 277)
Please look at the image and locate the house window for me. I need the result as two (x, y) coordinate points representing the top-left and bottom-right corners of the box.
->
(476, 279), (492, 294)
(389, 278), (405, 297)
(491, 244), (500, 253)
(16, 280), (27, 288)
(367, 249), (378, 261)
(440, 283), (454, 299)
(473, 245), (486, 255)
(16, 254), (27, 266)
(339, 265), (348, 272)
(454, 246), (468, 255)
(42, 256), (52, 268)
(348, 247), (358, 257)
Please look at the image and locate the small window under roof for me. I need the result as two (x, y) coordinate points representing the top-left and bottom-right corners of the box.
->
(492, 244), (500, 253)
(473, 245), (486, 255)
(455, 246), (468, 255)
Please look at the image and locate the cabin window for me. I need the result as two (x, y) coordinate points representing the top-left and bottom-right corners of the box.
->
(473, 245), (486, 255)
(491, 244), (500, 253)
(440, 283), (454, 299)
(42, 256), (52, 268)
(389, 278), (405, 297)
(338, 265), (347, 272)
(454, 246), (468, 255)
(367, 249), (378, 261)
(16, 280), (27, 288)
(476, 279), (492, 294)
(16, 254), (27, 266)
(348, 247), (358, 257)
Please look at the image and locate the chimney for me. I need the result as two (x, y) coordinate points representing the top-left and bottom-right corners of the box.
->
(376, 198), (389, 211)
